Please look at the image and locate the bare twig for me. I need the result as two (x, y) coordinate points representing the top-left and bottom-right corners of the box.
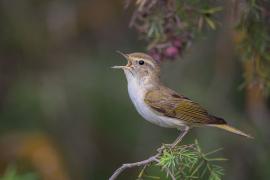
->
(109, 130), (189, 180)
(109, 150), (162, 180)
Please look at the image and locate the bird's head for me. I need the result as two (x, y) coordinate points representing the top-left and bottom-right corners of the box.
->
(112, 51), (160, 83)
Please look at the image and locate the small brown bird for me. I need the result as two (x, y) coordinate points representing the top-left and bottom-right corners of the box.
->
(112, 52), (252, 147)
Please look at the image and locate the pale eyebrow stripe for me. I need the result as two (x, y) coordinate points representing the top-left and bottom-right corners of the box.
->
(134, 58), (155, 68)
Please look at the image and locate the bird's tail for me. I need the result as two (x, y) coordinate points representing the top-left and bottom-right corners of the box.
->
(209, 124), (253, 139)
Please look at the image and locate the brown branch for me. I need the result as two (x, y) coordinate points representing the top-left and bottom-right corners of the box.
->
(109, 150), (162, 180)
(109, 131), (189, 179)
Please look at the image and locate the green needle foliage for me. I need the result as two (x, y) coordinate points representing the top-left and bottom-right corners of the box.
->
(138, 140), (226, 180)
(236, 0), (270, 95)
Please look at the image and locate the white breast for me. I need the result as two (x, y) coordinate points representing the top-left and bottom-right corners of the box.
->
(126, 77), (185, 129)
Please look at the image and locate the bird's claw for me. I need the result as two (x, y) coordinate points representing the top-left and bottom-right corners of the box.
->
(157, 143), (175, 153)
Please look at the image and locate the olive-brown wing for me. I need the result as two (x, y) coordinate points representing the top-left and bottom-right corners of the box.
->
(144, 89), (224, 125)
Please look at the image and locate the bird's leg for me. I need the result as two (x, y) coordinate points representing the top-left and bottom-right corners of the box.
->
(158, 127), (189, 152)
(171, 127), (189, 148)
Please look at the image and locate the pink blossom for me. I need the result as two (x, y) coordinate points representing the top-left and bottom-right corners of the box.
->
(164, 46), (178, 59)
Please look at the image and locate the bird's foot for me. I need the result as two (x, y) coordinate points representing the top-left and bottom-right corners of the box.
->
(157, 143), (176, 153)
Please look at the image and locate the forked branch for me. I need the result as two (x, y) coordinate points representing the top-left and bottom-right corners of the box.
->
(109, 140), (225, 180)
(109, 131), (188, 180)
(109, 150), (162, 180)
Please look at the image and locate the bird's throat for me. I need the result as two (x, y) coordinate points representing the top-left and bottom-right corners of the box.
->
(124, 70), (160, 91)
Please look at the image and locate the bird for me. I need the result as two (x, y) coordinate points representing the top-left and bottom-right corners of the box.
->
(112, 51), (253, 147)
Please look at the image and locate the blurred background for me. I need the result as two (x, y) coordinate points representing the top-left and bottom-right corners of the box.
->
(0, 0), (269, 180)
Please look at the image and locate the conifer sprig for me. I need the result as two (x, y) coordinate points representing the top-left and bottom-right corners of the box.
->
(138, 140), (226, 180)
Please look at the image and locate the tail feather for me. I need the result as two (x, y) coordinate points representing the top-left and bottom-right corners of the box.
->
(209, 124), (253, 139)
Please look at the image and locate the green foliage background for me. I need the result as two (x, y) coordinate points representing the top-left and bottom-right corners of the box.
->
(0, 0), (269, 180)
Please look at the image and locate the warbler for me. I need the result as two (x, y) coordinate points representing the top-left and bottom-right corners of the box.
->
(112, 52), (252, 147)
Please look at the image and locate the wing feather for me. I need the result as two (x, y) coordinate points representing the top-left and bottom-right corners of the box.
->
(144, 88), (226, 125)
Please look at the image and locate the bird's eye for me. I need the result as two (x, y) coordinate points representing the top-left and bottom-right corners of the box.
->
(138, 60), (144, 65)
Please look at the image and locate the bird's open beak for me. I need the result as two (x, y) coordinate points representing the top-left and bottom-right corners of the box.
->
(111, 65), (128, 69)
(111, 51), (131, 70)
